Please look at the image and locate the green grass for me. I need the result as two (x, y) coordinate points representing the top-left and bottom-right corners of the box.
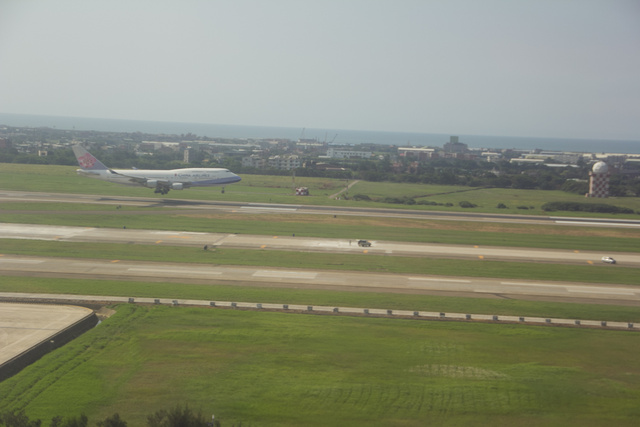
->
(1, 305), (639, 426)
(2, 163), (640, 426)
(2, 162), (640, 216)
(1, 239), (639, 285)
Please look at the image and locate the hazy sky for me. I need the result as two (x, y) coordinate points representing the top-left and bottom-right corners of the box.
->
(1, 0), (638, 140)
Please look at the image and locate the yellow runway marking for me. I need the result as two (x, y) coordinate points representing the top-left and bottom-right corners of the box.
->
(273, 236), (278, 239)
(478, 255), (484, 259)
(155, 240), (163, 244)
(111, 260), (120, 263)
(587, 260), (593, 264)
(261, 245), (267, 249)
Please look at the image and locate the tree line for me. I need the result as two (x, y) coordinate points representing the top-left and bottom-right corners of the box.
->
(0, 405), (225, 427)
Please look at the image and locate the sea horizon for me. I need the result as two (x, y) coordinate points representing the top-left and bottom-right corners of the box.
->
(1, 112), (639, 154)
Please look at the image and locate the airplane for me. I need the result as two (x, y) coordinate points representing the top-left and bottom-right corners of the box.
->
(73, 145), (241, 195)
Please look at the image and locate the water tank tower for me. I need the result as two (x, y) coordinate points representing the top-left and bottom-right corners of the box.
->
(586, 161), (610, 198)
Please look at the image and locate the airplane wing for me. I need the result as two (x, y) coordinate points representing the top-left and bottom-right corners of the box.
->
(109, 170), (192, 194)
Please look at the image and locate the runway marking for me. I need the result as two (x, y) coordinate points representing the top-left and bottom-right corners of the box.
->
(478, 255), (484, 259)
(253, 270), (318, 279)
(501, 282), (564, 288)
(554, 220), (640, 227)
(566, 288), (636, 296)
(155, 240), (163, 244)
(409, 277), (471, 283)
(111, 260), (120, 263)
(260, 245), (267, 249)
(241, 206), (297, 212)
(0, 258), (44, 264)
(128, 267), (221, 275)
(169, 235), (191, 239)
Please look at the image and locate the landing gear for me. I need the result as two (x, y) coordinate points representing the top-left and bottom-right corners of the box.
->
(221, 187), (225, 194)
(154, 186), (170, 195)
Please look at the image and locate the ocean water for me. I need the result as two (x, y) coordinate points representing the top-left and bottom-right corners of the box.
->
(1, 112), (639, 154)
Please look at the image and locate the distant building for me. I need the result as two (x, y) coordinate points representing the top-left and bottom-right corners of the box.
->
(268, 155), (301, 170)
(326, 148), (373, 159)
(242, 155), (267, 169)
(244, 155), (301, 170)
(398, 147), (436, 161)
(443, 136), (468, 153)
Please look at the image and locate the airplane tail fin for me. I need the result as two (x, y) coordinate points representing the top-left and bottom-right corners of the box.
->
(73, 145), (109, 170)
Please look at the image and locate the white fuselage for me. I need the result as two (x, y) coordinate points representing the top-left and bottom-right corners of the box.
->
(77, 167), (241, 187)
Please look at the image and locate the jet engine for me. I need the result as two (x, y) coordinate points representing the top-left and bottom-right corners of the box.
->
(145, 180), (158, 188)
(171, 183), (184, 190)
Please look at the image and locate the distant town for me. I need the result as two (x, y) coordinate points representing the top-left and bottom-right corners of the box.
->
(1, 124), (639, 197)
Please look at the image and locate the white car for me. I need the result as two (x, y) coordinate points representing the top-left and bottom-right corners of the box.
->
(601, 256), (616, 264)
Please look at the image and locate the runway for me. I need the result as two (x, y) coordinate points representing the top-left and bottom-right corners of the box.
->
(2, 190), (640, 228)
(1, 192), (638, 305)
(2, 223), (638, 265)
(1, 255), (639, 305)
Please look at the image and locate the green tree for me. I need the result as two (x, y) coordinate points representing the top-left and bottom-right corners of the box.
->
(0, 410), (42, 427)
(146, 405), (209, 427)
(95, 413), (127, 427)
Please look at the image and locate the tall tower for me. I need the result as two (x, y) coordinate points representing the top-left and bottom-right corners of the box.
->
(586, 161), (610, 198)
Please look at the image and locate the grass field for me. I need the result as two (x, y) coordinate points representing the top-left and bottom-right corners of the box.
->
(1, 305), (639, 426)
(2, 162), (640, 215)
(2, 162), (640, 425)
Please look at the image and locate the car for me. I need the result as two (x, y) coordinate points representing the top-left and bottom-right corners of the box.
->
(602, 256), (616, 264)
(357, 239), (372, 247)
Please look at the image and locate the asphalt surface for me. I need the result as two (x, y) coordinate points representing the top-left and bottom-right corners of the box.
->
(2, 223), (638, 266)
(1, 254), (639, 305)
(3, 190), (640, 227)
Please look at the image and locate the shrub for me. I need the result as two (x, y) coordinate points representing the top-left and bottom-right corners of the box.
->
(541, 201), (634, 214)
(459, 201), (477, 208)
(496, 203), (508, 209)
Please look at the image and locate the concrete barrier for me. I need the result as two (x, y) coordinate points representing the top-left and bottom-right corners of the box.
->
(0, 293), (636, 332)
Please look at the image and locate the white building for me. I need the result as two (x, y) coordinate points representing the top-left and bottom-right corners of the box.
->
(326, 148), (373, 159)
